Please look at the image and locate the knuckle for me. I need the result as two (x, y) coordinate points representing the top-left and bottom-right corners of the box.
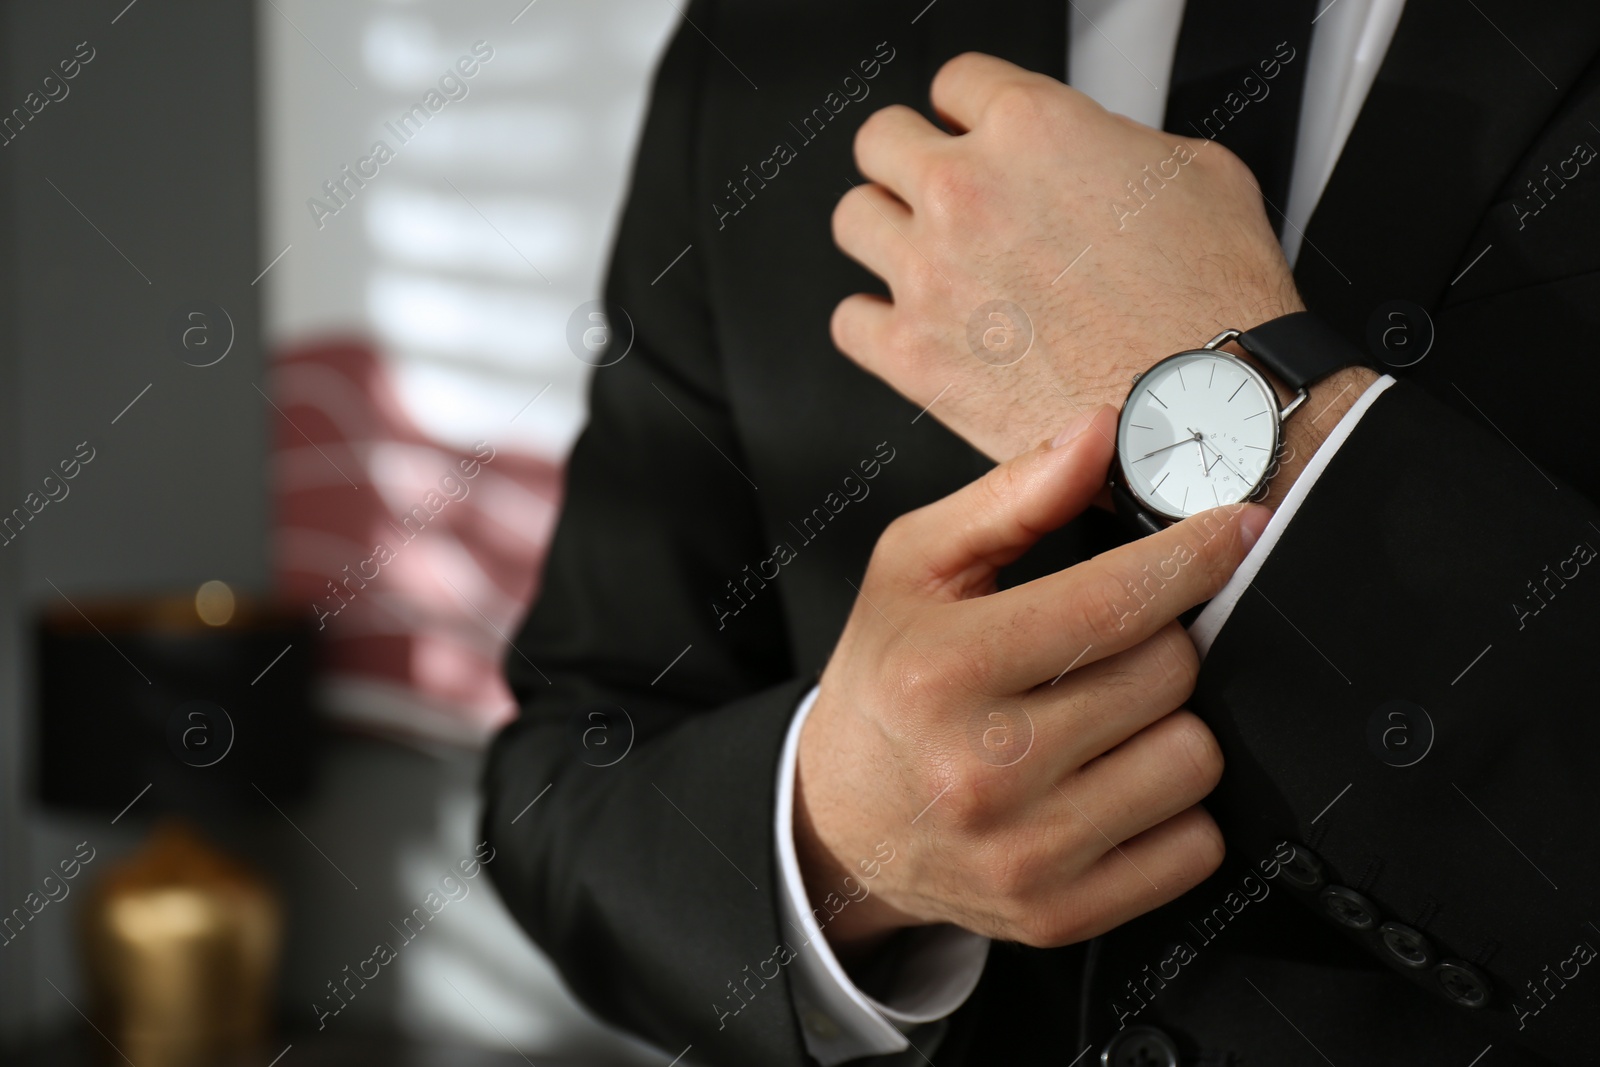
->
(1009, 896), (1084, 948)
(930, 53), (984, 106)
(922, 637), (991, 699)
(941, 770), (1004, 836)
(966, 834), (1090, 949)
(974, 457), (1024, 517)
(855, 104), (899, 150)
(936, 51), (986, 84)
(1011, 911), (1061, 949)
(866, 517), (921, 593)
(987, 82), (1049, 131)
(829, 192), (854, 245)
(881, 313), (920, 363)
(920, 156), (978, 217)
(1145, 625), (1200, 702)
(949, 642), (998, 694)
(1176, 810), (1227, 883)
(899, 252), (947, 296)
(973, 833), (1040, 902)
(873, 512), (917, 562)
(1172, 513), (1243, 594)
(1078, 567), (1138, 645)
(1197, 139), (1256, 187)
(887, 646), (940, 707)
(1165, 711), (1224, 794)
(827, 297), (857, 354)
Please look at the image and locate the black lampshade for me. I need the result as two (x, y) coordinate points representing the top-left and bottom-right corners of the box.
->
(34, 588), (316, 814)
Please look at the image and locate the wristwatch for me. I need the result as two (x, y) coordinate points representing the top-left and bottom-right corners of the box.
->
(1111, 311), (1366, 535)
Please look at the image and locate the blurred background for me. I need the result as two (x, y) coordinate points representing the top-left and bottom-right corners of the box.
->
(0, 0), (678, 1062)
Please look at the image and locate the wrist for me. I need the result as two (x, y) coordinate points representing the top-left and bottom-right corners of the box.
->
(793, 698), (925, 969)
(1252, 361), (1378, 508)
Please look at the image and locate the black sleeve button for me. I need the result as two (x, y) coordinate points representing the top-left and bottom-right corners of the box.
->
(1317, 885), (1379, 930)
(1435, 960), (1492, 1008)
(1278, 842), (1326, 891)
(1378, 921), (1435, 969)
(1100, 1025), (1180, 1067)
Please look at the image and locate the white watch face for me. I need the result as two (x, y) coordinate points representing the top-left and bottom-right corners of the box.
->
(1116, 350), (1280, 521)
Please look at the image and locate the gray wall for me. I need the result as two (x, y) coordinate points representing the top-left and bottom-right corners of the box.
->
(0, 0), (267, 1042)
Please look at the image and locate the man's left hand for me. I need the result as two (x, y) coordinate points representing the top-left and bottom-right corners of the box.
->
(831, 52), (1321, 464)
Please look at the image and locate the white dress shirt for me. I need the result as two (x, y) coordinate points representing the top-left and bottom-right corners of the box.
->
(775, 2), (1407, 1061)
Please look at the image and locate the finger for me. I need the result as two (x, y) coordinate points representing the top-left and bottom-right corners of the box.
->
(928, 52), (1039, 133)
(829, 292), (893, 366)
(1026, 805), (1224, 946)
(964, 500), (1270, 689)
(1052, 710), (1222, 846)
(854, 104), (945, 201)
(871, 406), (1118, 599)
(1021, 621), (1198, 771)
(832, 182), (913, 285)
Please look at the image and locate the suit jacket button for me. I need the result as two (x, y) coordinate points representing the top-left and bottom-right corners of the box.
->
(1318, 885), (1379, 930)
(1378, 921), (1435, 968)
(1100, 1024), (1180, 1067)
(1278, 842), (1326, 891)
(1435, 960), (1492, 1008)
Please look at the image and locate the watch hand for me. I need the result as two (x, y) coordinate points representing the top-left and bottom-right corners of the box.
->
(1195, 435), (1250, 484)
(1134, 431), (1202, 462)
(1187, 427), (1208, 473)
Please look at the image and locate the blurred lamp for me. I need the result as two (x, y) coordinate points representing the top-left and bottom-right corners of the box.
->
(35, 583), (314, 812)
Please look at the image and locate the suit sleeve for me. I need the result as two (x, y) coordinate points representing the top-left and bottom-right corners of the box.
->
(479, 8), (817, 1064)
(1193, 378), (1600, 1062)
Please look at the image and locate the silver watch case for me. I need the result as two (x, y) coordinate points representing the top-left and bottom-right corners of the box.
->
(1114, 329), (1306, 523)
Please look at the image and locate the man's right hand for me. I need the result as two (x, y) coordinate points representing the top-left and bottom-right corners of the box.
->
(794, 404), (1270, 964)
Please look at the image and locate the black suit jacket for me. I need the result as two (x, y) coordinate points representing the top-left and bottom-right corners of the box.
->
(483, 1), (1600, 1063)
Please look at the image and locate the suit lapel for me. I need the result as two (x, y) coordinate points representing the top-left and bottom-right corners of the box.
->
(1294, 0), (1600, 333)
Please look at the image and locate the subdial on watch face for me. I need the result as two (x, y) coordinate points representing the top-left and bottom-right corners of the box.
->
(1117, 351), (1279, 520)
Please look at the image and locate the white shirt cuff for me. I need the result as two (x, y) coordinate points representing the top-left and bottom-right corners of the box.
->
(774, 685), (991, 1066)
(1188, 374), (1395, 657)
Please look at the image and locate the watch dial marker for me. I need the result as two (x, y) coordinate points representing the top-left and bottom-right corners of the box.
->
(1120, 352), (1275, 521)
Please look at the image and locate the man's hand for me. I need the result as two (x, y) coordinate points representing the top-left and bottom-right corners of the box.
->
(795, 406), (1270, 962)
(829, 52), (1360, 469)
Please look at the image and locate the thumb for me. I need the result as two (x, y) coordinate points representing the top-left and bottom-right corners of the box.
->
(877, 405), (1117, 600)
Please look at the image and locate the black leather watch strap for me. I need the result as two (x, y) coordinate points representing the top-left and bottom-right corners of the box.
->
(1110, 479), (1165, 538)
(1236, 311), (1368, 391)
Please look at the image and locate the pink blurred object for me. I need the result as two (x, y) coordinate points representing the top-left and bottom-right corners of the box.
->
(271, 338), (561, 747)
